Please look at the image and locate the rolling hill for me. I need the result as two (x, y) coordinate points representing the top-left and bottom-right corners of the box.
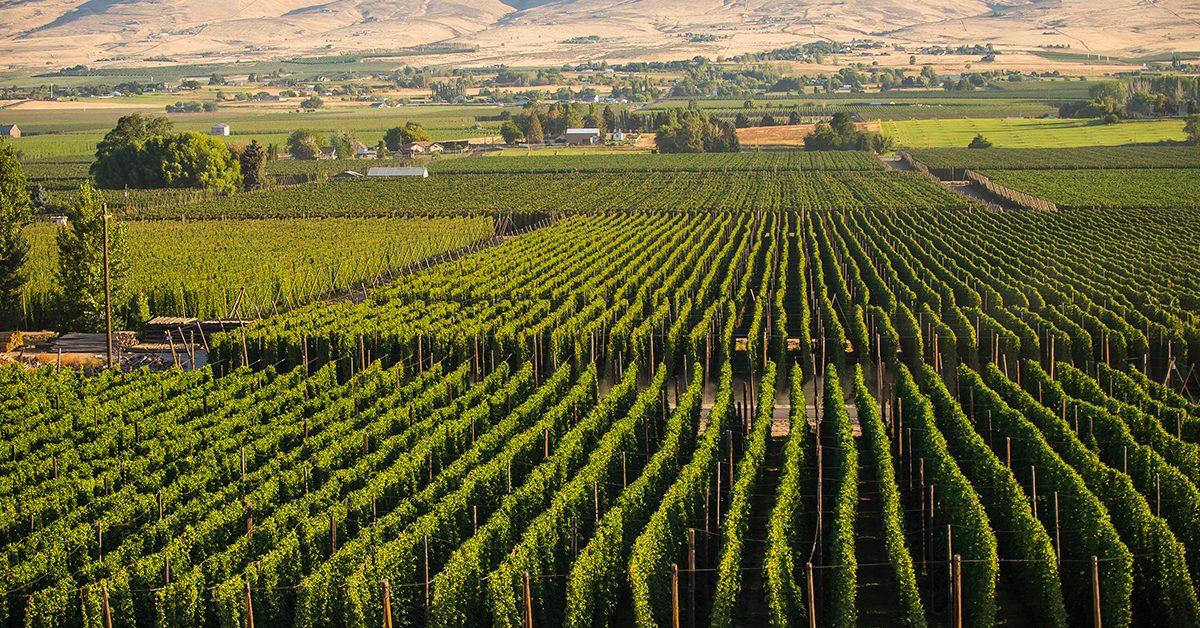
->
(0, 0), (1198, 69)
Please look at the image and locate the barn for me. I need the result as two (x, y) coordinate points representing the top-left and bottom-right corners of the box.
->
(367, 167), (429, 178)
(563, 128), (601, 146)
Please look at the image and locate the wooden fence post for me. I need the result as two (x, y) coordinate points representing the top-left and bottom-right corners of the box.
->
(243, 579), (255, 628)
(523, 571), (534, 628)
(382, 580), (394, 628)
(672, 563), (680, 628)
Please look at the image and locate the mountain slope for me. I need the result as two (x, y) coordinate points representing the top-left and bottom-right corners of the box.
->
(0, 0), (1197, 69)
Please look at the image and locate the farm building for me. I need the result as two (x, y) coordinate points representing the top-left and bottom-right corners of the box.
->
(367, 167), (429, 178)
(0, 124), (20, 138)
(211, 123), (230, 136)
(355, 146), (378, 159)
(399, 141), (444, 157)
(318, 147), (337, 160)
(331, 171), (365, 180)
(563, 128), (601, 145)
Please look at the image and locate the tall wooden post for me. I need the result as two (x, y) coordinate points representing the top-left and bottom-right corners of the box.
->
(671, 563), (680, 628)
(102, 583), (113, 628)
(382, 580), (394, 628)
(102, 207), (115, 370)
(806, 562), (816, 628)
(1092, 556), (1102, 628)
(523, 571), (534, 628)
(243, 579), (255, 628)
(953, 555), (963, 628)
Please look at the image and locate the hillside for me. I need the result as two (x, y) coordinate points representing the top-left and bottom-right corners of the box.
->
(0, 0), (1198, 69)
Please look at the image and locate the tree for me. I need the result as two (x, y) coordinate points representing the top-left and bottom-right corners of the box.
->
(527, 114), (545, 144)
(28, 184), (50, 212)
(0, 141), (32, 327)
(93, 132), (241, 193)
(602, 105), (618, 134)
(1185, 114), (1200, 146)
(288, 130), (322, 160)
(383, 122), (432, 150)
(239, 140), (268, 190)
(760, 114), (777, 127)
(330, 130), (359, 159)
(300, 96), (324, 109)
(734, 112), (751, 128)
(94, 113), (172, 161)
(967, 134), (993, 149)
(499, 121), (525, 144)
(57, 184), (128, 332)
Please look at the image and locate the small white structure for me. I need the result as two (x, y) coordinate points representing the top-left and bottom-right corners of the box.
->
(331, 170), (365, 181)
(0, 124), (20, 138)
(610, 131), (626, 142)
(563, 128), (601, 146)
(211, 123), (230, 136)
(367, 167), (429, 178)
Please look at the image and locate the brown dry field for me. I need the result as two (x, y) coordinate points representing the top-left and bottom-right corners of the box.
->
(737, 121), (883, 147)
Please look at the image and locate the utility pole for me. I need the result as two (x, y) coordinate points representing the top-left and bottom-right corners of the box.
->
(102, 204), (115, 371)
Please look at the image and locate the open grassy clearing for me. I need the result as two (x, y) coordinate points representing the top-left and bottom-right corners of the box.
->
(884, 118), (1187, 148)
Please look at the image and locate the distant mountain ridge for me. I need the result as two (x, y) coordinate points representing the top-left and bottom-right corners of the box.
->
(0, 0), (1198, 70)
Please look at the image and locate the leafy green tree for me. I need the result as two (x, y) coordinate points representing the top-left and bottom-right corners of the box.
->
(734, 112), (751, 128)
(829, 112), (856, 136)
(239, 140), (268, 190)
(968, 134), (993, 149)
(288, 130), (321, 160)
(602, 105), (617, 134)
(93, 132), (241, 193)
(28, 184), (50, 212)
(1185, 114), (1200, 146)
(300, 95), (324, 109)
(155, 133), (241, 192)
(383, 122), (433, 150)
(0, 141), (32, 327)
(329, 130), (359, 159)
(56, 184), (128, 332)
(499, 121), (525, 144)
(526, 114), (545, 144)
(94, 113), (172, 161)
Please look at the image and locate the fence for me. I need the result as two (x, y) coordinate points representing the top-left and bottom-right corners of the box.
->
(964, 170), (1058, 212)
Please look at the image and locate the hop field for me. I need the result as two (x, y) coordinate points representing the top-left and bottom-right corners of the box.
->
(19, 216), (494, 329)
(979, 168), (1200, 208)
(8, 205), (1200, 627)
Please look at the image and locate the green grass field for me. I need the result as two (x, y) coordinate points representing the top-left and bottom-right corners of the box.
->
(4, 102), (506, 158)
(883, 118), (1188, 148)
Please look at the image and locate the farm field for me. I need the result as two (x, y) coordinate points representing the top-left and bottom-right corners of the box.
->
(980, 168), (1200, 208)
(101, 171), (970, 219)
(19, 216), (493, 329)
(2, 103), (505, 159)
(907, 146), (1200, 178)
(883, 118), (1188, 148)
(426, 151), (884, 173)
(7, 206), (1200, 627)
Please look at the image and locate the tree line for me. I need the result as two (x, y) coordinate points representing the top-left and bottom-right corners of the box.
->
(1, 142), (137, 331)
